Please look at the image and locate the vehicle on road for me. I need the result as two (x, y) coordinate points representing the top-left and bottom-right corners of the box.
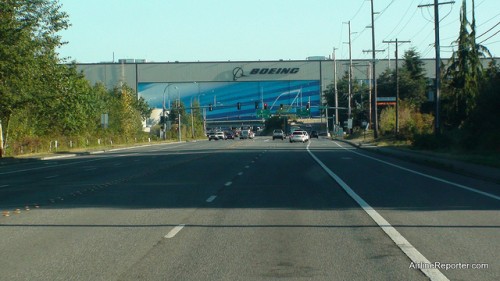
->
(208, 131), (226, 141)
(240, 129), (255, 139)
(225, 131), (235, 139)
(272, 129), (285, 140)
(310, 130), (319, 138)
(289, 130), (309, 143)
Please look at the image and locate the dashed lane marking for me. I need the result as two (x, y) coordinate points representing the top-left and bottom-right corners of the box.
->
(206, 195), (217, 202)
(164, 224), (185, 239)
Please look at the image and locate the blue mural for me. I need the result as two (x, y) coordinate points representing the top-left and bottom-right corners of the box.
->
(138, 80), (320, 120)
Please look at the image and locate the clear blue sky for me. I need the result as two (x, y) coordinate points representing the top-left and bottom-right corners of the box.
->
(57, 0), (499, 63)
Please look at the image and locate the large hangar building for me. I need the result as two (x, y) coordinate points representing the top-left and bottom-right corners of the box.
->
(77, 57), (477, 125)
(77, 59), (342, 121)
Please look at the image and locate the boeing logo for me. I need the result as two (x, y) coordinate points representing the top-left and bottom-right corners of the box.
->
(250, 68), (300, 75)
(232, 67), (300, 80)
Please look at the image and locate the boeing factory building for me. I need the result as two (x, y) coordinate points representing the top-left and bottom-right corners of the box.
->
(75, 57), (450, 123)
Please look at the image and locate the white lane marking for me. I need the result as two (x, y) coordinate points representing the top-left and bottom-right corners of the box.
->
(333, 141), (500, 201)
(164, 224), (185, 239)
(84, 168), (97, 171)
(224, 181), (232, 186)
(238, 172), (243, 176)
(0, 185), (9, 188)
(244, 165), (250, 169)
(306, 142), (449, 281)
(45, 175), (59, 179)
(206, 195), (217, 202)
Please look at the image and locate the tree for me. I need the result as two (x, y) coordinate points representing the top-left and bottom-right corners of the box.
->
(0, 0), (69, 155)
(377, 49), (427, 109)
(443, 0), (491, 128)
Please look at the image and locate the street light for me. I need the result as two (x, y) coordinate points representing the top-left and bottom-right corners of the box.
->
(162, 84), (176, 140)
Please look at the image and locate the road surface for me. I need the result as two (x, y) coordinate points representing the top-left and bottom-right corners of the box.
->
(0, 137), (498, 280)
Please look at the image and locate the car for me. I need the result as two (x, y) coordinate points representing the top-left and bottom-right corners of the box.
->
(225, 131), (235, 139)
(240, 130), (249, 139)
(208, 131), (226, 141)
(240, 129), (254, 139)
(289, 130), (309, 143)
(272, 129), (285, 140)
(310, 130), (319, 138)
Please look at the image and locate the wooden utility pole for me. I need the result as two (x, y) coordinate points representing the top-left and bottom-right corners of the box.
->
(418, 0), (455, 135)
(382, 39), (411, 134)
(333, 47), (339, 125)
(370, 0), (379, 138)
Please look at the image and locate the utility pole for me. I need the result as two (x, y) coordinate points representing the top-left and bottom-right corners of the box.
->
(333, 48), (339, 126)
(382, 39), (411, 134)
(368, 62), (372, 128)
(370, 0), (379, 138)
(0, 119), (4, 158)
(347, 21), (353, 122)
(419, 1), (454, 135)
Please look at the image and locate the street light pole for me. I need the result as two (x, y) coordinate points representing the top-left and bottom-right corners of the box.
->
(190, 96), (194, 138)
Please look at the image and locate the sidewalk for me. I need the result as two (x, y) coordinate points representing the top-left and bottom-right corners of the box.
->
(337, 138), (500, 185)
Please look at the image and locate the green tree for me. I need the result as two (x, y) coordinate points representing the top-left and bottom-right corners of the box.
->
(377, 49), (427, 109)
(323, 71), (368, 127)
(443, 0), (491, 128)
(0, 0), (69, 155)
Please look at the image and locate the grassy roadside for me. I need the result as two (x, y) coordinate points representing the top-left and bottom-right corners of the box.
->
(4, 138), (199, 160)
(342, 130), (500, 169)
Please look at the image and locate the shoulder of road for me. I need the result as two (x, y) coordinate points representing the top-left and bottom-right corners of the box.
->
(338, 137), (500, 185)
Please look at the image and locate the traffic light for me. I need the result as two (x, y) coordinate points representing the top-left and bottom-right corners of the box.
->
(280, 104), (283, 110)
(264, 103), (268, 110)
(237, 102), (241, 110)
(306, 102), (310, 110)
(209, 104), (213, 111)
(255, 101), (259, 109)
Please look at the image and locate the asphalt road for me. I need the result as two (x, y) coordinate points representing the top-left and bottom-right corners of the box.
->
(0, 137), (498, 281)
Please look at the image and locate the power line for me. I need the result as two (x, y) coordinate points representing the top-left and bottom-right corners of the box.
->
(477, 22), (500, 39)
(349, 0), (367, 21)
(479, 29), (500, 44)
(383, 0), (417, 42)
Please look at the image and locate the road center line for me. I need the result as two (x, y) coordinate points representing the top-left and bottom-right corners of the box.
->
(206, 195), (217, 202)
(164, 224), (185, 239)
(224, 181), (232, 186)
(333, 141), (500, 201)
(307, 143), (449, 281)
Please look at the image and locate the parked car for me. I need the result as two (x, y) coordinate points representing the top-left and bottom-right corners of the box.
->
(272, 129), (285, 140)
(289, 130), (309, 143)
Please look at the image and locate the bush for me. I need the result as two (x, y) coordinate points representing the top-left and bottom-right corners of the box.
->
(379, 101), (434, 140)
